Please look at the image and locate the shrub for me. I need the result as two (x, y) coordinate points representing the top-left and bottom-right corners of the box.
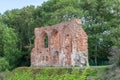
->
(0, 57), (9, 71)
(6, 66), (109, 80)
(109, 46), (120, 67)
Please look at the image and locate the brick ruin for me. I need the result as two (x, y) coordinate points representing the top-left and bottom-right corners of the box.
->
(31, 19), (89, 67)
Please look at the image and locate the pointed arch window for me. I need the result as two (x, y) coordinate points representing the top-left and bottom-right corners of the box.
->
(44, 35), (48, 48)
(40, 31), (49, 48)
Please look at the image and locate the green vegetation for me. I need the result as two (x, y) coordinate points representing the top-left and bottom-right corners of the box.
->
(0, 58), (9, 71)
(0, 22), (20, 70)
(5, 66), (109, 80)
(0, 0), (120, 79)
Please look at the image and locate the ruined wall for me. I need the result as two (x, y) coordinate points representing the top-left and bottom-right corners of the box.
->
(31, 19), (89, 67)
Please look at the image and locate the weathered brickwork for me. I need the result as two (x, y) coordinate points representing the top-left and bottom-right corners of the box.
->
(31, 19), (89, 67)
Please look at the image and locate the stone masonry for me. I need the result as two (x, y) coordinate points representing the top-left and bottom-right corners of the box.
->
(31, 19), (89, 67)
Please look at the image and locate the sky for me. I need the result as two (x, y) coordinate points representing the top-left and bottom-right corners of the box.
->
(0, 0), (48, 14)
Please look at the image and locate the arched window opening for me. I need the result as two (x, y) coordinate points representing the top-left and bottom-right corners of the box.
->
(40, 31), (49, 48)
(44, 35), (48, 48)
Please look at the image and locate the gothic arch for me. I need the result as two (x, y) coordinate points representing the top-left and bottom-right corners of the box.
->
(51, 29), (59, 47)
(40, 31), (49, 48)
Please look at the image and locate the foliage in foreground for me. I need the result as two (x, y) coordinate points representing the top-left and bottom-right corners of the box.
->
(5, 66), (108, 80)
(99, 46), (120, 80)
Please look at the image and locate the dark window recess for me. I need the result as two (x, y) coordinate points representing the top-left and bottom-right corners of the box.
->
(44, 35), (48, 48)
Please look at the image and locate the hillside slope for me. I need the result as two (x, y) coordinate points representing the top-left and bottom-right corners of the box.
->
(5, 66), (108, 80)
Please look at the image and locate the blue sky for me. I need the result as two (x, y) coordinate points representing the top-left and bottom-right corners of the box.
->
(0, 0), (48, 14)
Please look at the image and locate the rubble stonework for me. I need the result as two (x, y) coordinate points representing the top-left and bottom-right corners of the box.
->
(31, 19), (89, 66)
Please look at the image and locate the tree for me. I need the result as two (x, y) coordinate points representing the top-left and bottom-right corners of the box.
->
(0, 58), (9, 71)
(0, 22), (20, 69)
(1, 6), (37, 66)
(37, 0), (82, 26)
(79, 0), (118, 65)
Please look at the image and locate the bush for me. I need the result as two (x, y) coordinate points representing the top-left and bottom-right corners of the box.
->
(6, 66), (109, 80)
(98, 46), (120, 80)
(109, 46), (120, 67)
(0, 57), (9, 71)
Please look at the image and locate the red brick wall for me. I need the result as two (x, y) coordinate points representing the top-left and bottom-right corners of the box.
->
(31, 19), (89, 66)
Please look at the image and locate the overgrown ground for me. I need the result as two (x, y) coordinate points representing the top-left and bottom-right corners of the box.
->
(3, 66), (109, 80)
